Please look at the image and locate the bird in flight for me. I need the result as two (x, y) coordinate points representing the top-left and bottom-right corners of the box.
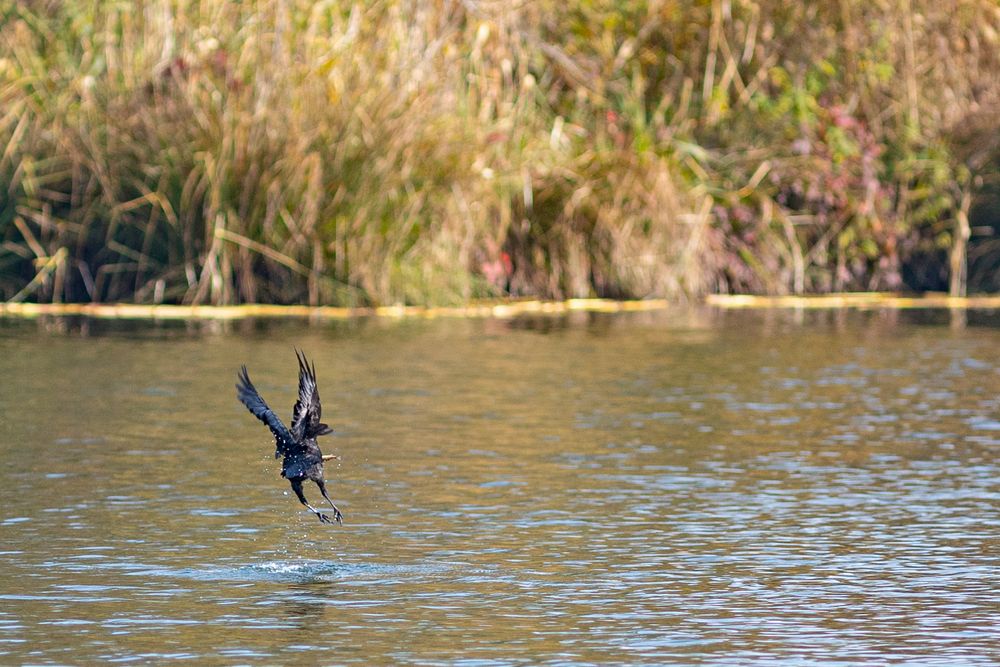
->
(236, 350), (343, 525)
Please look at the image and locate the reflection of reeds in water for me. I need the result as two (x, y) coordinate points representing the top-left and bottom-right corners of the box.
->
(2, 2), (999, 305)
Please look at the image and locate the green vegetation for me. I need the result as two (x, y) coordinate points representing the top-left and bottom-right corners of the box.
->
(2, 0), (999, 306)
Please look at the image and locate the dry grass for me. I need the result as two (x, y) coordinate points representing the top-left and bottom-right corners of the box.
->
(1, 0), (998, 305)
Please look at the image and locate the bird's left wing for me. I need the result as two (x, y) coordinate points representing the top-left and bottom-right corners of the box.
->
(236, 366), (299, 457)
(290, 350), (323, 440)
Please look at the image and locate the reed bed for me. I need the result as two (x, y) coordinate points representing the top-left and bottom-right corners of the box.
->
(2, 0), (999, 306)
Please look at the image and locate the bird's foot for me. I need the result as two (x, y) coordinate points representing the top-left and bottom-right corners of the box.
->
(316, 512), (335, 524)
(333, 508), (344, 525)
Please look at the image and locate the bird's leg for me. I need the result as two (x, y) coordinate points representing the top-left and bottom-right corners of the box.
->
(290, 479), (334, 525)
(315, 479), (344, 525)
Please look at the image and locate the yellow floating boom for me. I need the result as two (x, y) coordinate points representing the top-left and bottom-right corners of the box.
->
(705, 293), (1000, 309)
(1, 293), (998, 321)
(0, 298), (673, 321)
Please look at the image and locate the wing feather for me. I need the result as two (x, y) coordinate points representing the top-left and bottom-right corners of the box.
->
(236, 366), (300, 457)
(290, 350), (323, 440)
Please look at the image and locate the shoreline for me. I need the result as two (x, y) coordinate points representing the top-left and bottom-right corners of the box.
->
(1, 293), (999, 321)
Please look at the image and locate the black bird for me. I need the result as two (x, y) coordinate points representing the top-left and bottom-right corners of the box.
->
(236, 350), (343, 525)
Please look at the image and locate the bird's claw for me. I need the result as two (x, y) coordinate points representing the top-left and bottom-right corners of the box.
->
(317, 510), (343, 525)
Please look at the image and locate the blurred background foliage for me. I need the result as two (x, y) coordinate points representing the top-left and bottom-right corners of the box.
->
(1, 0), (999, 305)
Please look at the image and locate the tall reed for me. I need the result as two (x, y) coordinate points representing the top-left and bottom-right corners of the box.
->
(1, 0), (998, 305)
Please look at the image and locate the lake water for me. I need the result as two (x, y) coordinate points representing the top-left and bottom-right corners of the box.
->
(0, 308), (998, 664)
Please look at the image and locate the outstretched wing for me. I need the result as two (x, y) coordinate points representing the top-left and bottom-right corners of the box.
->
(290, 350), (323, 440)
(236, 366), (300, 458)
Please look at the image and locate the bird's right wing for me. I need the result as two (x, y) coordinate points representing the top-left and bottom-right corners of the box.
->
(290, 350), (323, 441)
(236, 366), (300, 457)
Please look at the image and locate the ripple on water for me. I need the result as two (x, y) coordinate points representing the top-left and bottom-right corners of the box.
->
(37, 553), (461, 588)
(175, 558), (457, 584)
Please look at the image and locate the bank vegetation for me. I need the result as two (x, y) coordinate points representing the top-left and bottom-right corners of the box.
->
(2, 0), (999, 306)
